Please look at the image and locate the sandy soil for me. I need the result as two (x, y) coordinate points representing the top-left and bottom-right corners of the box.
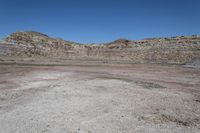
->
(0, 64), (200, 133)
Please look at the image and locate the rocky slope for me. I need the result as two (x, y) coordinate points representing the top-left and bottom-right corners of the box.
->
(0, 31), (200, 64)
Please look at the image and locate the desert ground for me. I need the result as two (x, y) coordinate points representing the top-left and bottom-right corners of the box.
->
(0, 63), (200, 133)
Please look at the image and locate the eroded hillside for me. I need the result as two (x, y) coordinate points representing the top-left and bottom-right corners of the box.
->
(1, 31), (200, 64)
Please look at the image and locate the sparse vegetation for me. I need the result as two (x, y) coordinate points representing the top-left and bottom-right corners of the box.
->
(0, 31), (200, 65)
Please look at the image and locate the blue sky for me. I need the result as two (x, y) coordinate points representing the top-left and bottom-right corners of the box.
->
(0, 0), (199, 43)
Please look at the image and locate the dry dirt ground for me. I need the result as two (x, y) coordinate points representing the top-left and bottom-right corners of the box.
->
(0, 64), (200, 133)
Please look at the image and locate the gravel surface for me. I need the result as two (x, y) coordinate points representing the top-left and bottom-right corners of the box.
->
(185, 59), (200, 69)
(0, 64), (200, 133)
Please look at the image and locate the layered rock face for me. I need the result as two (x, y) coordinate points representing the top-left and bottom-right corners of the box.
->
(1, 31), (200, 64)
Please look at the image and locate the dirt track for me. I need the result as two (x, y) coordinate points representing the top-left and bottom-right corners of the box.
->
(0, 64), (200, 133)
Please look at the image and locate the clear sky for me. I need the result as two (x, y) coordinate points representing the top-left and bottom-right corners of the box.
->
(0, 0), (199, 43)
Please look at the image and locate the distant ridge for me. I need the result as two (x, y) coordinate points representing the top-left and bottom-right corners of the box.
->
(0, 31), (200, 64)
